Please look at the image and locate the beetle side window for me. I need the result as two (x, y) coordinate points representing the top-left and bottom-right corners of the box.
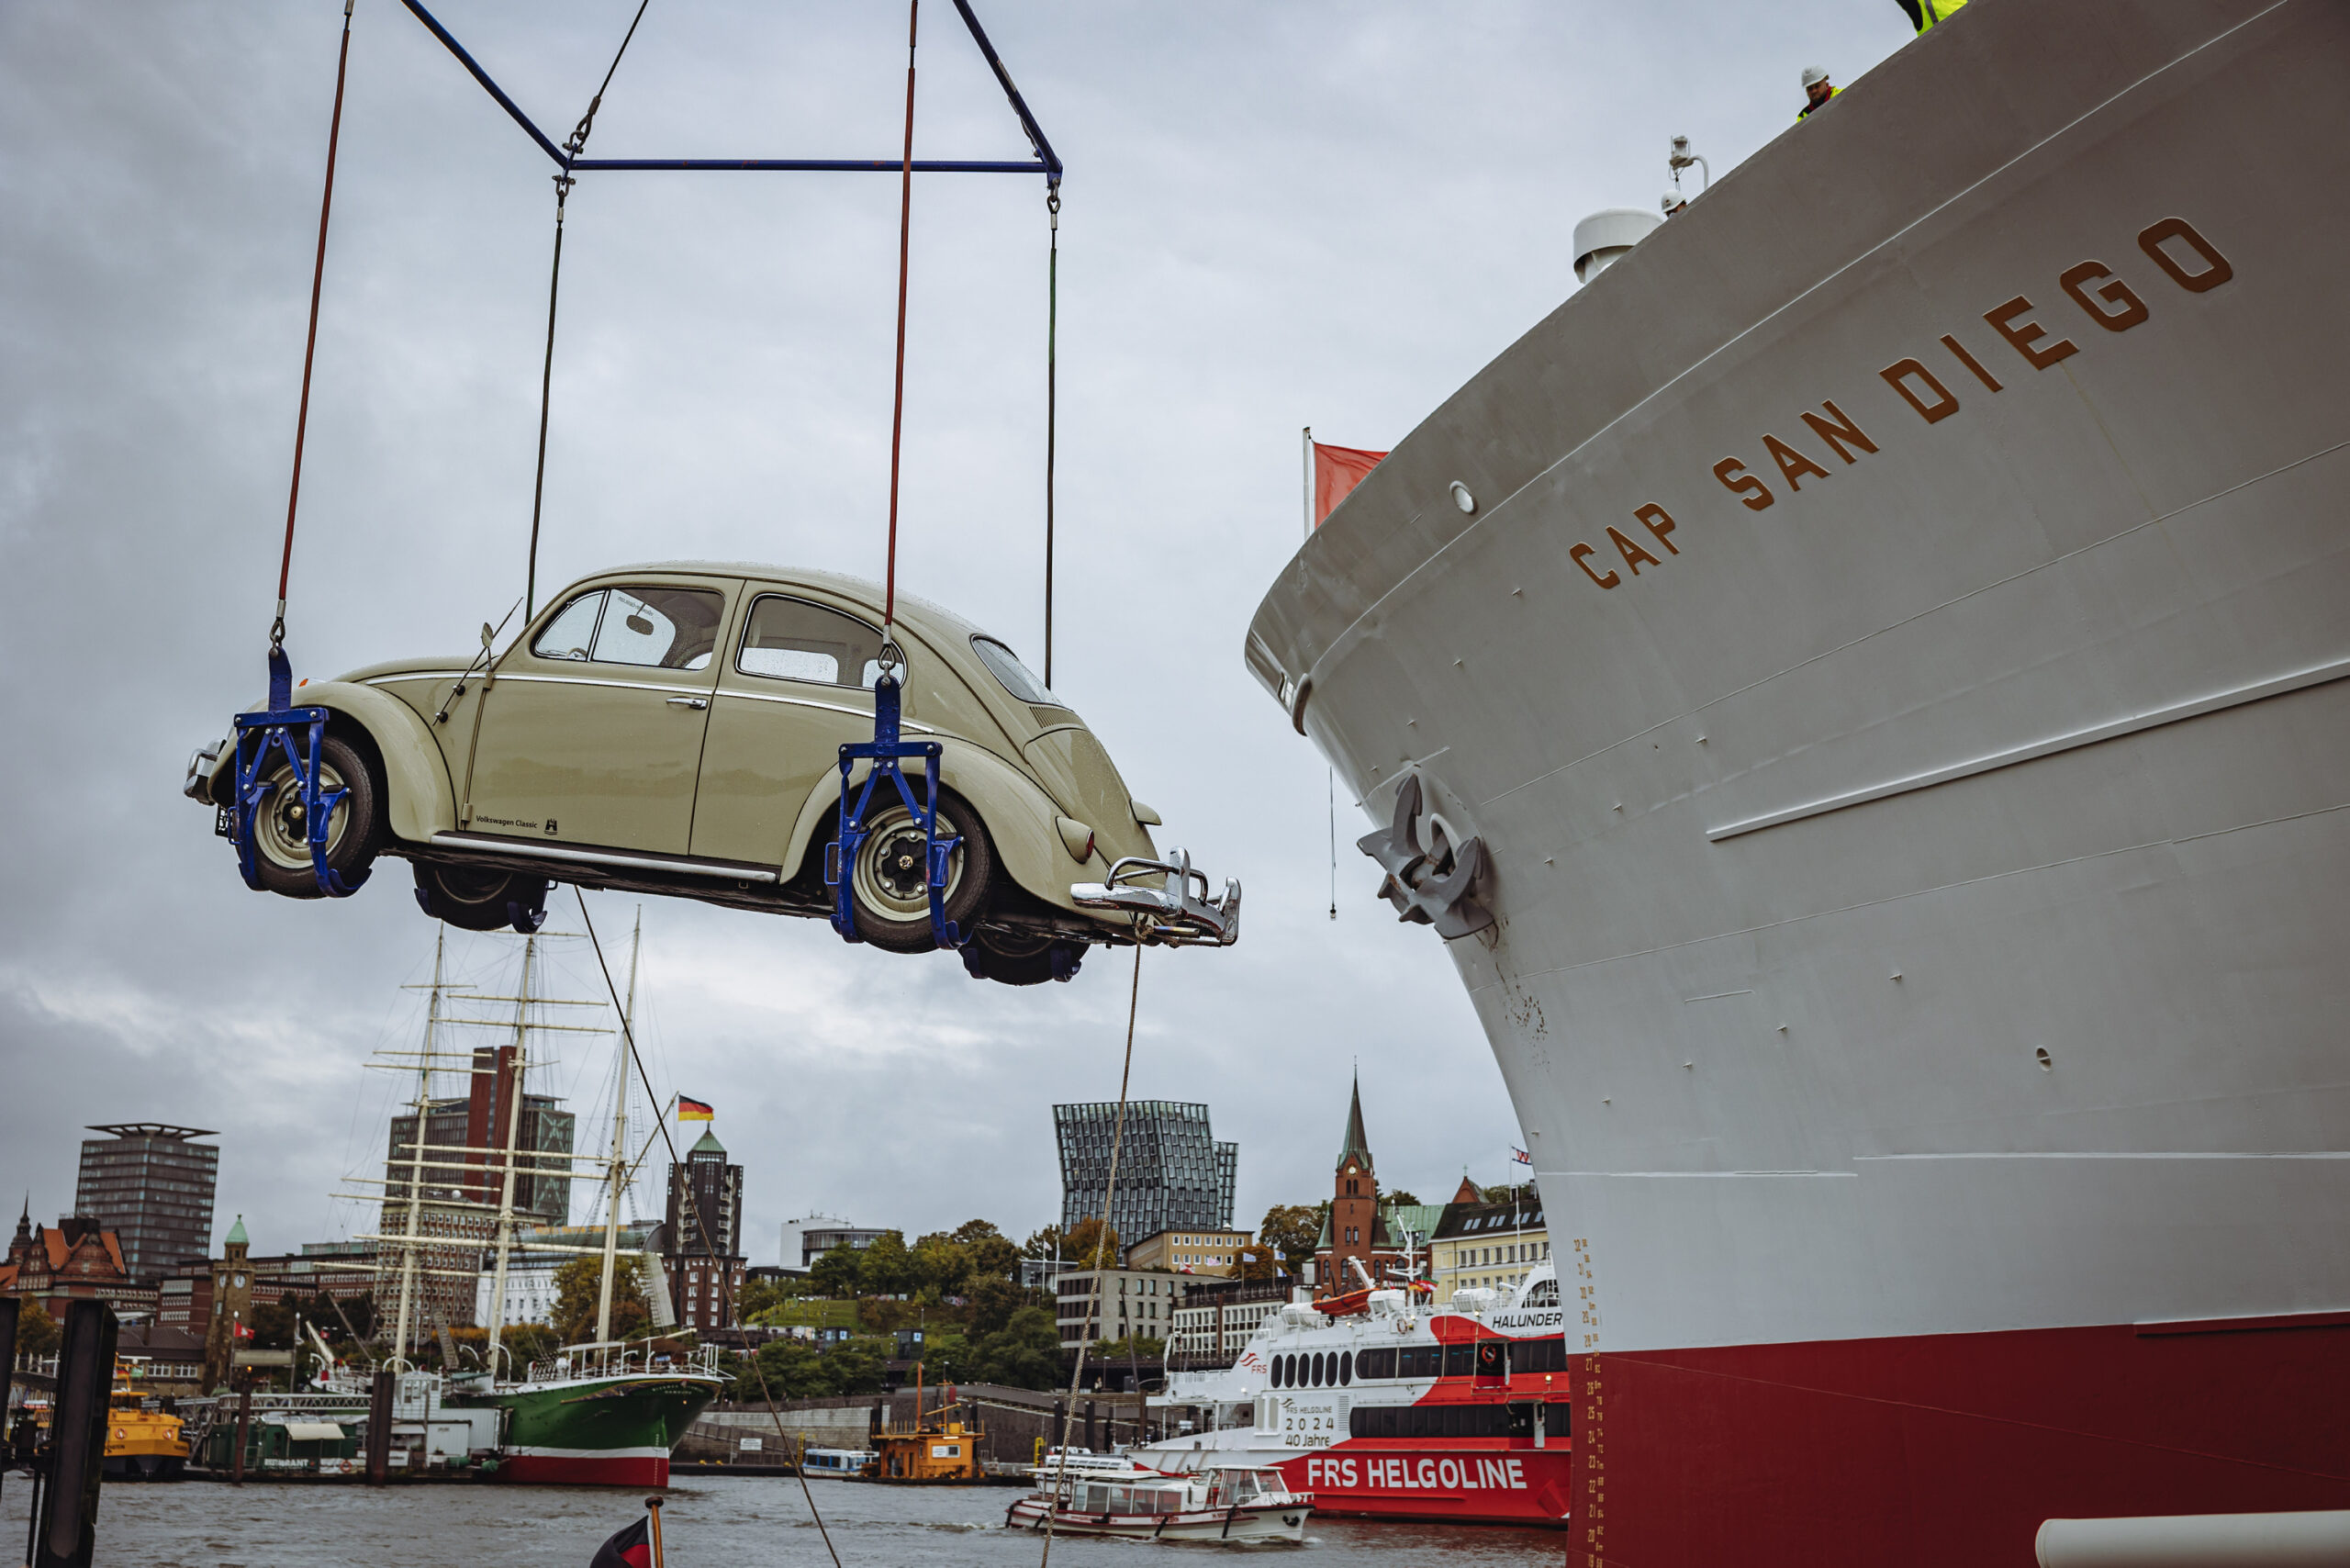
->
(588, 587), (723, 670)
(532, 591), (606, 661)
(971, 636), (1065, 708)
(737, 596), (885, 689)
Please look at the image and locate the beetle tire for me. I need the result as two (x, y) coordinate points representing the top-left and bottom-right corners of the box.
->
(843, 787), (996, 953)
(412, 863), (552, 933)
(251, 734), (386, 899)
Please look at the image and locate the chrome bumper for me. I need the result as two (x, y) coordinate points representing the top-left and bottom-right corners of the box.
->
(1072, 848), (1241, 946)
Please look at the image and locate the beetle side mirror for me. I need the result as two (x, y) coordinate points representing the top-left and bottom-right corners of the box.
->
(481, 622), (496, 650)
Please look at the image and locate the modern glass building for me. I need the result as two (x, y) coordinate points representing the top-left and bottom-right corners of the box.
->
(1054, 1101), (1237, 1246)
(73, 1125), (219, 1283)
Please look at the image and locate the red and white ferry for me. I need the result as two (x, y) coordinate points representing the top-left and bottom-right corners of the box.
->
(1131, 1265), (1573, 1528)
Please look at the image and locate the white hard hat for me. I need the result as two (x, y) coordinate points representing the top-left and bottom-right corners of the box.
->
(1662, 191), (1686, 214)
(1801, 64), (1831, 88)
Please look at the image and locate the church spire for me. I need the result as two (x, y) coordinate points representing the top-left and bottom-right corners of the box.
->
(1336, 1074), (1374, 1174)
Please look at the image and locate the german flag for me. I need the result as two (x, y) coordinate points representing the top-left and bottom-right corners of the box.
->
(677, 1097), (714, 1122)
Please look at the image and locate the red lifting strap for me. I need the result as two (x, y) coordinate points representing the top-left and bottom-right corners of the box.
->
(274, 0), (357, 648)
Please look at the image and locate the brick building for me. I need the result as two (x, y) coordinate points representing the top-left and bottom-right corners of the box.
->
(1, 1204), (157, 1320)
(666, 1127), (745, 1332)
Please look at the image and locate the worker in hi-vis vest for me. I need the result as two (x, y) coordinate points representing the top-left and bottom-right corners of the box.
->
(1894, 0), (1969, 30)
(1798, 65), (1838, 120)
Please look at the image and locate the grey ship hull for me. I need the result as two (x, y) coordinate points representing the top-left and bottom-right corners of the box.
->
(1247, 2), (2350, 1562)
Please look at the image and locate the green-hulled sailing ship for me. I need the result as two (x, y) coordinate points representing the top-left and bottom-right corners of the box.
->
(350, 919), (723, 1485)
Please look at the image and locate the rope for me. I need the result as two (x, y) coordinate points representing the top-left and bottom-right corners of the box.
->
(524, 0), (652, 621)
(882, 0), (920, 633)
(1042, 185), (1058, 687)
(1039, 942), (1144, 1566)
(523, 174), (572, 622)
(574, 890), (843, 1568)
(271, 0), (357, 655)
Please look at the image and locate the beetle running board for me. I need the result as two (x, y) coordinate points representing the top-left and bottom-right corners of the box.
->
(1071, 848), (1241, 946)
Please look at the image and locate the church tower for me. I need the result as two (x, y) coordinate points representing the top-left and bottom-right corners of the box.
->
(1327, 1077), (1381, 1294)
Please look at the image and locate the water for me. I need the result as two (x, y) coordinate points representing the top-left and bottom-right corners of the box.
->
(1, 1473), (1565, 1565)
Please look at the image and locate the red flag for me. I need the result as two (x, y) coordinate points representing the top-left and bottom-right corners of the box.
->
(1314, 442), (1389, 526)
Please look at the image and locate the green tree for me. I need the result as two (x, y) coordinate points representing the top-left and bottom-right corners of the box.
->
(1021, 1225), (1063, 1260)
(826, 1335), (890, 1394)
(1258, 1204), (1324, 1278)
(500, 1323), (558, 1372)
(248, 1301), (297, 1350)
(744, 1338), (833, 1399)
(16, 1301), (59, 1358)
(965, 1276), (1035, 1338)
(858, 1231), (912, 1296)
(1235, 1242), (1279, 1282)
(917, 1329), (974, 1383)
(952, 1220), (1023, 1287)
(909, 1231), (970, 1300)
(1064, 1217), (1120, 1271)
(968, 1305), (1062, 1389)
(1479, 1182), (1535, 1205)
(1385, 1190), (1423, 1206)
(552, 1254), (652, 1346)
(808, 1242), (864, 1299)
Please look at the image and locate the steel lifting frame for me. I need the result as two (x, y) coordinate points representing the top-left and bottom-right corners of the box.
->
(396, 0), (1063, 185)
(229, 647), (370, 898)
(825, 672), (964, 950)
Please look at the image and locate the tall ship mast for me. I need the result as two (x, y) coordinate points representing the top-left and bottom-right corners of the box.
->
(343, 918), (722, 1485)
(1247, 2), (2350, 1562)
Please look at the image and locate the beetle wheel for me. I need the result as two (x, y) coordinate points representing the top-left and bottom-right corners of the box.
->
(251, 734), (384, 899)
(844, 788), (995, 952)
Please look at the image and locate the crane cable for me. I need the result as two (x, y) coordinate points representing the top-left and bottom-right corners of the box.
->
(573, 890), (845, 1568)
(523, 0), (652, 621)
(1038, 942), (1144, 1565)
(1042, 184), (1058, 686)
(270, 0), (357, 657)
(881, 0), (920, 637)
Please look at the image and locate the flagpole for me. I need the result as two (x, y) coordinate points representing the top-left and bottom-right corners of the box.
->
(1305, 425), (1338, 919)
(1302, 426), (1312, 539)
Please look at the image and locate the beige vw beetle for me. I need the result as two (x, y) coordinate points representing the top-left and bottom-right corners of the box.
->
(185, 564), (1238, 984)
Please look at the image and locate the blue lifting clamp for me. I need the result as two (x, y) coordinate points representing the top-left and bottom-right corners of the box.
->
(228, 644), (369, 898)
(825, 655), (966, 950)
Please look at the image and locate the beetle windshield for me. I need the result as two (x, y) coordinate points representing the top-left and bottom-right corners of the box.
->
(972, 636), (1064, 708)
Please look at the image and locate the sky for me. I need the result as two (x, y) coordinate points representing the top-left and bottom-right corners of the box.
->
(0, 0), (1908, 1271)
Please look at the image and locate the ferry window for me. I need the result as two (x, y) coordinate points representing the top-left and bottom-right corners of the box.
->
(1443, 1342), (1476, 1378)
(1338, 1351), (1353, 1386)
(1270, 1355), (1285, 1388)
(1546, 1403), (1572, 1439)
(738, 594), (886, 688)
(1309, 1352), (1325, 1387)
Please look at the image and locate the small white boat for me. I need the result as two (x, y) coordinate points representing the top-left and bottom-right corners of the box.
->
(1005, 1462), (1310, 1542)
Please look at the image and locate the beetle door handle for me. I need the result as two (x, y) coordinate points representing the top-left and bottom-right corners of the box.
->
(666, 697), (710, 710)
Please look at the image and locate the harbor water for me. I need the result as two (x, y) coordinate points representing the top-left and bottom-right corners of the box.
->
(0, 1473), (1566, 1565)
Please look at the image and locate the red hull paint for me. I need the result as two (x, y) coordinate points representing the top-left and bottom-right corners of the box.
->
(495, 1452), (671, 1488)
(1572, 1318), (2350, 1568)
(1277, 1446), (1573, 1526)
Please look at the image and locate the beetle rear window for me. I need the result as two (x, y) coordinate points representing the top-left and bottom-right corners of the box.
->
(972, 637), (1065, 708)
(737, 595), (886, 689)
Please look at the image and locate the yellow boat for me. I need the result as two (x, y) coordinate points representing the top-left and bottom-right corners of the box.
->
(103, 1359), (188, 1482)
